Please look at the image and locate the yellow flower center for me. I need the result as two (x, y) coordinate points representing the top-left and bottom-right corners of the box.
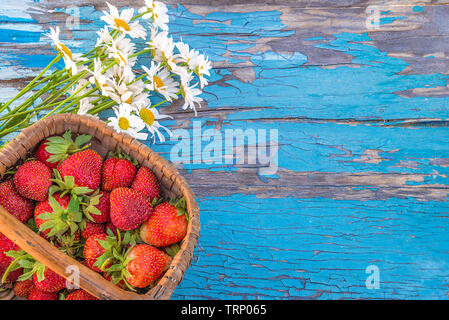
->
(153, 75), (164, 89)
(58, 43), (73, 60)
(125, 95), (132, 104)
(115, 51), (126, 66)
(114, 18), (130, 31)
(140, 108), (155, 126)
(118, 117), (130, 130)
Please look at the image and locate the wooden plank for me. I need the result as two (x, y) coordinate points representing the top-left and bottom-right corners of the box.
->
(1, 0), (449, 299)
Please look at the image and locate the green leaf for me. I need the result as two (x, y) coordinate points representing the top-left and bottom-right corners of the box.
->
(37, 212), (55, 221)
(105, 264), (122, 272)
(48, 194), (62, 213)
(47, 154), (66, 163)
(62, 130), (72, 141)
(36, 266), (45, 282)
(89, 194), (102, 206)
(39, 220), (56, 232)
(4, 250), (25, 259)
(67, 196), (80, 213)
(122, 231), (131, 245)
(64, 176), (75, 189)
(74, 134), (92, 147)
(106, 228), (115, 238)
(68, 222), (78, 235)
(46, 144), (69, 155)
(94, 253), (108, 269)
(87, 206), (102, 216)
(112, 248), (121, 261)
(72, 186), (93, 195)
(72, 211), (83, 223)
(19, 260), (35, 269)
(98, 239), (112, 251)
(17, 270), (34, 282)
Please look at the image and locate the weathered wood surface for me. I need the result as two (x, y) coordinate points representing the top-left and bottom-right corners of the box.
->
(2, 0), (449, 299)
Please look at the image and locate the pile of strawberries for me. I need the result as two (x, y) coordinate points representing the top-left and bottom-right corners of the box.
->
(0, 131), (189, 300)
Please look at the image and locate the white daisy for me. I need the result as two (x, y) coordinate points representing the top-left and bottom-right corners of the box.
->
(88, 58), (115, 98)
(190, 53), (211, 89)
(108, 104), (147, 140)
(96, 27), (114, 48)
(107, 37), (137, 68)
(175, 41), (211, 88)
(46, 27), (86, 76)
(142, 61), (179, 102)
(139, 0), (169, 31)
(134, 105), (173, 143)
(77, 98), (94, 115)
(180, 73), (203, 115)
(68, 79), (95, 115)
(111, 79), (148, 108)
(175, 42), (197, 69)
(147, 28), (177, 70)
(101, 2), (146, 39)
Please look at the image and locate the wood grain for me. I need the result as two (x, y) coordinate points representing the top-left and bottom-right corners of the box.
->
(1, 0), (449, 299)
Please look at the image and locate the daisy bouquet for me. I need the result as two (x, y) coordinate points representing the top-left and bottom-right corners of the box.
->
(0, 0), (211, 143)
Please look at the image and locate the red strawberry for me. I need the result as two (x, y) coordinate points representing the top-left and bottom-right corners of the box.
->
(58, 149), (102, 192)
(83, 233), (108, 273)
(35, 139), (59, 169)
(0, 233), (23, 282)
(102, 157), (137, 192)
(34, 194), (71, 239)
(81, 221), (105, 240)
(125, 244), (171, 288)
(82, 191), (110, 224)
(110, 188), (153, 231)
(131, 166), (160, 201)
(140, 200), (188, 247)
(35, 131), (92, 169)
(0, 180), (34, 222)
(13, 160), (52, 201)
(14, 279), (35, 298)
(65, 289), (98, 300)
(28, 288), (58, 300)
(33, 267), (66, 293)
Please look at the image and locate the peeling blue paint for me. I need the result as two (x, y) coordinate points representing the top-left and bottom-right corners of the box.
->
(1, 2), (449, 300)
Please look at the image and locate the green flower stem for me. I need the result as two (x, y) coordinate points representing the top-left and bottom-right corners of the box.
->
(0, 54), (61, 114)
(151, 99), (169, 108)
(88, 99), (116, 115)
(34, 71), (89, 110)
(41, 82), (94, 120)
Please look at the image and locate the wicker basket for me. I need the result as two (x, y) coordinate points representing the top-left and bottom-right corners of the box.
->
(0, 113), (200, 300)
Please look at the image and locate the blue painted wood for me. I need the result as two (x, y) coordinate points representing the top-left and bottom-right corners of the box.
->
(1, 0), (449, 299)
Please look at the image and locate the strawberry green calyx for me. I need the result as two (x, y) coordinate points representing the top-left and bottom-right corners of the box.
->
(170, 197), (189, 221)
(165, 243), (180, 258)
(50, 170), (93, 198)
(80, 189), (103, 221)
(45, 130), (92, 164)
(103, 246), (136, 291)
(94, 229), (140, 274)
(38, 194), (83, 238)
(2, 250), (36, 284)
(108, 149), (138, 166)
(151, 197), (164, 207)
(1, 249), (27, 284)
(57, 232), (82, 257)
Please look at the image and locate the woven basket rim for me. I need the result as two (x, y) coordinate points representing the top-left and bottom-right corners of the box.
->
(0, 113), (200, 300)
